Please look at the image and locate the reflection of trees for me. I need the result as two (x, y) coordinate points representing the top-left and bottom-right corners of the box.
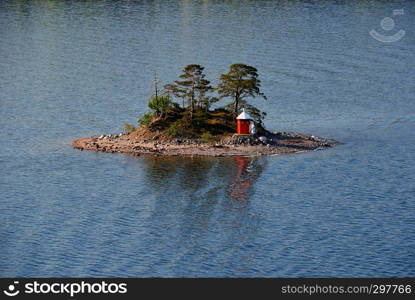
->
(140, 155), (267, 274)
(141, 155), (267, 234)
(142, 156), (216, 195)
(142, 155), (266, 202)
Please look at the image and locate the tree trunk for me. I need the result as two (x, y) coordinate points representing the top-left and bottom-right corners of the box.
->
(234, 91), (240, 114)
(190, 86), (195, 120)
(190, 100), (194, 120)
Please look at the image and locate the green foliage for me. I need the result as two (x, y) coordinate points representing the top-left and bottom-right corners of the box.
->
(148, 95), (171, 115)
(166, 121), (183, 138)
(164, 64), (214, 117)
(191, 108), (208, 128)
(200, 132), (215, 143)
(138, 112), (154, 127)
(217, 63), (267, 114)
(223, 100), (267, 125)
(244, 104), (267, 125)
(134, 63), (268, 137)
(124, 123), (136, 133)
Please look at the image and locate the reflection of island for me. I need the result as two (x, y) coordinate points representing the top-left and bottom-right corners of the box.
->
(141, 155), (266, 202)
(135, 156), (267, 274)
(142, 156), (217, 195)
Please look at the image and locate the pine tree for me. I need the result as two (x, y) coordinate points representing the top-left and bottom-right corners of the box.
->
(167, 64), (213, 119)
(217, 64), (267, 114)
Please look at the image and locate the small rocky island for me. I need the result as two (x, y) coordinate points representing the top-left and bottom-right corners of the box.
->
(73, 64), (338, 157)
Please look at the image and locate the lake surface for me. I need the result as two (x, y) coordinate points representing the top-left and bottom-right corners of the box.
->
(1, 0), (414, 277)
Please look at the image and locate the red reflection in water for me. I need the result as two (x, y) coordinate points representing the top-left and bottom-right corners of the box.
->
(228, 157), (254, 201)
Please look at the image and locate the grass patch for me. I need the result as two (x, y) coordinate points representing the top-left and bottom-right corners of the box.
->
(124, 123), (136, 133)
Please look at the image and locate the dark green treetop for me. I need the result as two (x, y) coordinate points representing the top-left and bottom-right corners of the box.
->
(164, 64), (214, 119)
(217, 63), (267, 114)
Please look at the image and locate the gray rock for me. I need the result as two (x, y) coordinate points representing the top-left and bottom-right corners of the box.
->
(258, 136), (268, 144)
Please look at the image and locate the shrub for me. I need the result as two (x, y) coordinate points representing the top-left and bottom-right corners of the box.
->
(166, 123), (179, 137)
(148, 95), (171, 115)
(124, 123), (136, 133)
(138, 112), (154, 127)
(200, 132), (216, 143)
(192, 108), (208, 128)
(166, 122), (183, 138)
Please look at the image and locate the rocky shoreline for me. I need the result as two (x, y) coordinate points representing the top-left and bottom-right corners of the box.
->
(72, 131), (338, 157)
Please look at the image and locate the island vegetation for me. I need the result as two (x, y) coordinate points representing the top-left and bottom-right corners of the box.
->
(124, 63), (268, 142)
(73, 64), (337, 157)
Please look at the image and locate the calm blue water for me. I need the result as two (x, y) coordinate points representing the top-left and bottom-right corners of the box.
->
(1, 0), (414, 277)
